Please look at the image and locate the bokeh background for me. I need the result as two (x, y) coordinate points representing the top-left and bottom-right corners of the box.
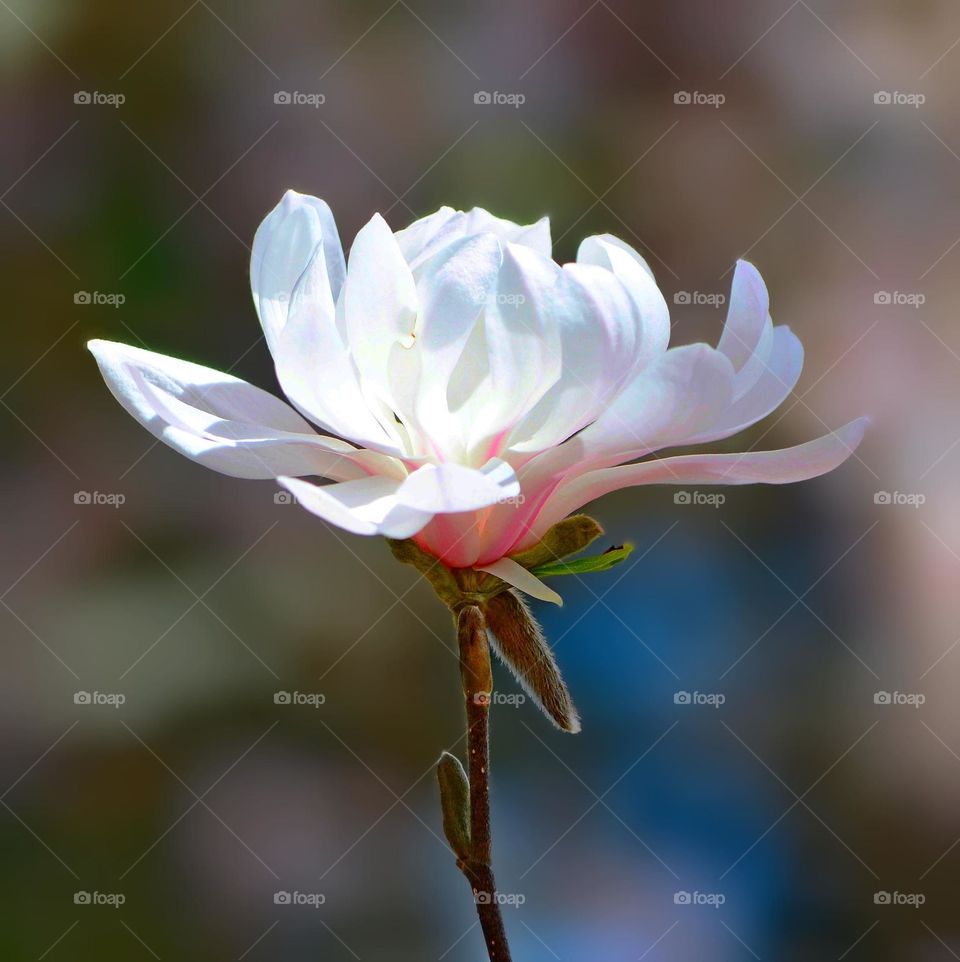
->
(1, 1), (958, 959)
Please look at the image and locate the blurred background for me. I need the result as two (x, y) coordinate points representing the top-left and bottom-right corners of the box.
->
(1, 0), (957, 958)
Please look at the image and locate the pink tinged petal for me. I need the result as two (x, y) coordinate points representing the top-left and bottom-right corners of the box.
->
(395, 458), (519, 513)
(412, 513), (484, 569)
(273, 244), (402, 455)
(476, 557), (563, 606)
(87, 340), (386, 481)
(479, 345), (735, 558)
(341, 213), (419, 420)
(688, 325), (804, 445)
(717, 260), (770, 371)
(250, 191), (345, 354)
(571, 343), (736, 465)
(528, 417), (869, 541)
(278, 476), (431, 539)
(729, 314), (774, 401)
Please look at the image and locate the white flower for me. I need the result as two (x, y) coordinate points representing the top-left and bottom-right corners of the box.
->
(89, 191), (866, 598)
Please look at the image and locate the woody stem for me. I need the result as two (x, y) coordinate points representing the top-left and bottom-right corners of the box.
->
(456, 605), (513, 962)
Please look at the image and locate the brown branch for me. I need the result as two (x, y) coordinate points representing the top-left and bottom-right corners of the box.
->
(455, 605), (513, 962)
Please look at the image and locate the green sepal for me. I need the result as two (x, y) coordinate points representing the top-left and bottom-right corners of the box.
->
(508, 514), (604, 570)
(531, 543), (634, 578)
(436, 751), (472, 860)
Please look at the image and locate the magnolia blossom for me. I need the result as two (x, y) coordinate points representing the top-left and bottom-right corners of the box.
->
(89, 192), (865, 598)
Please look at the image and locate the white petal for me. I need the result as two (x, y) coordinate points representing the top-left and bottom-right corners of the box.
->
(507, 261), (639, 452)
(717, 260), (770, 371)
(578, 232), (656, 281)
(394, 207), (459, 263)
(341, 213), (419, 418)
(527, 417), (869, 540)
(272, 244), (402, 454)
(463, 243), (563, 459)
(251, 191), (345, 353)
(279, 475), (432, 538)
(576, 235), (670, 360)
(476, 557), (563, 606)
(412, 232), (503, 455)
(88, 340), (385, 481)
(507, 238), (671, 457)
(395, 458), (519, 513)
(400, 207), (551, 272)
